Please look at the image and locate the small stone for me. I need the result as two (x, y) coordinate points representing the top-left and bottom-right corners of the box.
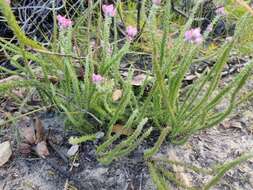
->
(96, 132), (105, 139)
(67, 145), (79, 157)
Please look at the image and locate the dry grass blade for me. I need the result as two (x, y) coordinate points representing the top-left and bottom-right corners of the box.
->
(0, 76), (22, 83)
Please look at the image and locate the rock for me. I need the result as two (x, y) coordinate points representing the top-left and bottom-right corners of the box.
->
(67, 145), (79, 157)
(0, 141), (12, 166)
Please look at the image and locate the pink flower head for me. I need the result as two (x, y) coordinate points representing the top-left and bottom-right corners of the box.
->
(215, 6), (226, 16)
(102, 4), (116, 17)
(57, 15), (73, 29)
(152, 0), (161, 6)
(184, 27), (203, 44)
(92, 74), (103, 84)
(126, 26), (138, 41)
(5, 0), (10, 4)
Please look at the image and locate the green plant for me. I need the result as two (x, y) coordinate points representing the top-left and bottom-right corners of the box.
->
(220, 0), (253, 55)
(0, 0), (253, 188)
(148, 150), (253, 190)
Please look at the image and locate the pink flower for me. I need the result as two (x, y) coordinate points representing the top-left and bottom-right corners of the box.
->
(126, 26), (137, 41)
(102, 4), (116, 17)
(184, 27), (203, 44)
(57, 15), (73, 29)
(215, 6), (226, 16)
(92, 74), (103, 84)
(5, 0), (10, 4)
(152, 0), (161, 6)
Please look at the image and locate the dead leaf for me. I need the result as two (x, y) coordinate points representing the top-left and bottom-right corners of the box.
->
(35, 117), (45, 144)
(221, 120), (242, 129)
(0, 141), (12, 166)
(20, 127), (36, 144)
(112, 124), (134, 136)
(19, 143), (32, 154)
(36, 141), (49, 158)
(112, 89), (123, 102)
(230, 121), (243, 129)
(131, 74), (147, 86)
(67, 145), (79, 157)
(185, 74), (197, 81)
